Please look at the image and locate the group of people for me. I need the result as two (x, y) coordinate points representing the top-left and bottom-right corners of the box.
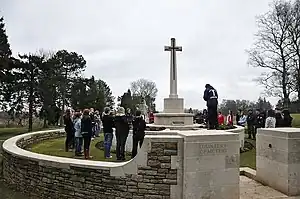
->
(63, 107), (146, 161)
(217, 110), (234, 126)
(236, 108), (293, 139)
(203, 84), (294, 136)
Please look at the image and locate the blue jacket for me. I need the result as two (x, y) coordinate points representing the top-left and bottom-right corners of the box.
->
(73, 118), (82, 138)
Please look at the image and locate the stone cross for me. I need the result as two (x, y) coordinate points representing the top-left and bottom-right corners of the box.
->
(164, 38), (182, 98)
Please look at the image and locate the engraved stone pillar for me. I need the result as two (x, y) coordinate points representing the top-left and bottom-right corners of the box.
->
(256, 128), (300, 196)
(177, 130), (240, 199)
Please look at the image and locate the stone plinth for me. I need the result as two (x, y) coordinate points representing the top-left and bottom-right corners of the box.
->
(154, 112), (194, 126)
(177, 130), (240, 199)
(256, 128), (300, 196)
(164, 98), (184, 113)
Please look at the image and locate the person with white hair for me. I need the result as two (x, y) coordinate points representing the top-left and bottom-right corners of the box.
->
(114, 106), (130, 161)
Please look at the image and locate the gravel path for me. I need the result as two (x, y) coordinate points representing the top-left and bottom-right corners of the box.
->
(240, 176), (300, 199)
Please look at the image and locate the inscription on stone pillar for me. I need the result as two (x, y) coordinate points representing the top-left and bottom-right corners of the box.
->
(199, 143), (228, 155)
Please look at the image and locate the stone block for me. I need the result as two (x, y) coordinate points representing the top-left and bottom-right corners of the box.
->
(180, 130), (240, 199)
(163, 98), (184, 113)
(256, 128), (300, 196)
(154, 113), (194, 126)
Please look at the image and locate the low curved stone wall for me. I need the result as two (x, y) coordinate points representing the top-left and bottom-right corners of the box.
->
(2, 129), (182, 199)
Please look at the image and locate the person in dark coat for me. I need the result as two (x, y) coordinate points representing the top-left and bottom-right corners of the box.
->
(203, 84), (218, 129)
(255, 109), (264, 129)
(247, 109), (256, 139)
(131, 110), (147, 159)
(282, 109), (293, 127)
(102, 107), (114, 159)
(114, 107), (130, 161)
(275, 108), (283, 127)
(81, 109), (93, 159)
(64, 109), (74, 152)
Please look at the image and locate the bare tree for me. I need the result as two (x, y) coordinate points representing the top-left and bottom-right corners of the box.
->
(287, 0), (300, 101)
(130, 78), (158, 109)
(247, 1), (294, 107)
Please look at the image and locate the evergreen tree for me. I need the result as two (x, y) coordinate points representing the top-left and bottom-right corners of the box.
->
(52, 50), (87, 125)
(0, 16), (12, 68)
(0, 16), (13, 110)
(70, 77), (115, 111)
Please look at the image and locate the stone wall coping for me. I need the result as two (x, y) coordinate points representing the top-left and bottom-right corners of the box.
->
(258, 128), (300, 138)
(2, 130), (128, 169)
(259, 128), (300, 133)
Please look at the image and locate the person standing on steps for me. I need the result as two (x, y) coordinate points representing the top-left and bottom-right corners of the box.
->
(131, 110), (147, 159)
(81, 109), (93, 159)
(102, 107), (114, 159)
(203, 84), (219, 129)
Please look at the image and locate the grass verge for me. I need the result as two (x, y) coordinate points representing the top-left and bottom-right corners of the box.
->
(28, 137), (131, 162)
(240, 149), (256, 170)
(292, 113), (300, 128)
(0, 126), (58, 140)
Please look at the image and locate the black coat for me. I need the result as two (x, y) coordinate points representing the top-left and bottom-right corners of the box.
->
(64, 115), (74, 134)
(247, 113), (256, 126)
(81, 115), (93, 136)
(132, 116), (146, 137)
(282, 116), (293, 127)
(102, 114), (114, 133)
(114, 115), (130, 135)
(275, 113), (283, 127)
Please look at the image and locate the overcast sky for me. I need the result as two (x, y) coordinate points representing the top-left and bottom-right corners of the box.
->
(1, 0), (278, 110)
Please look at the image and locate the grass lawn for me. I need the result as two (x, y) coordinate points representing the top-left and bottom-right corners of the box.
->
(292, 113), (300, 127)
(28, 137), (131, 162)
(0, 126), (57, 140)
(0, 127), (42, 140)
(240, 149), (256, 169)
